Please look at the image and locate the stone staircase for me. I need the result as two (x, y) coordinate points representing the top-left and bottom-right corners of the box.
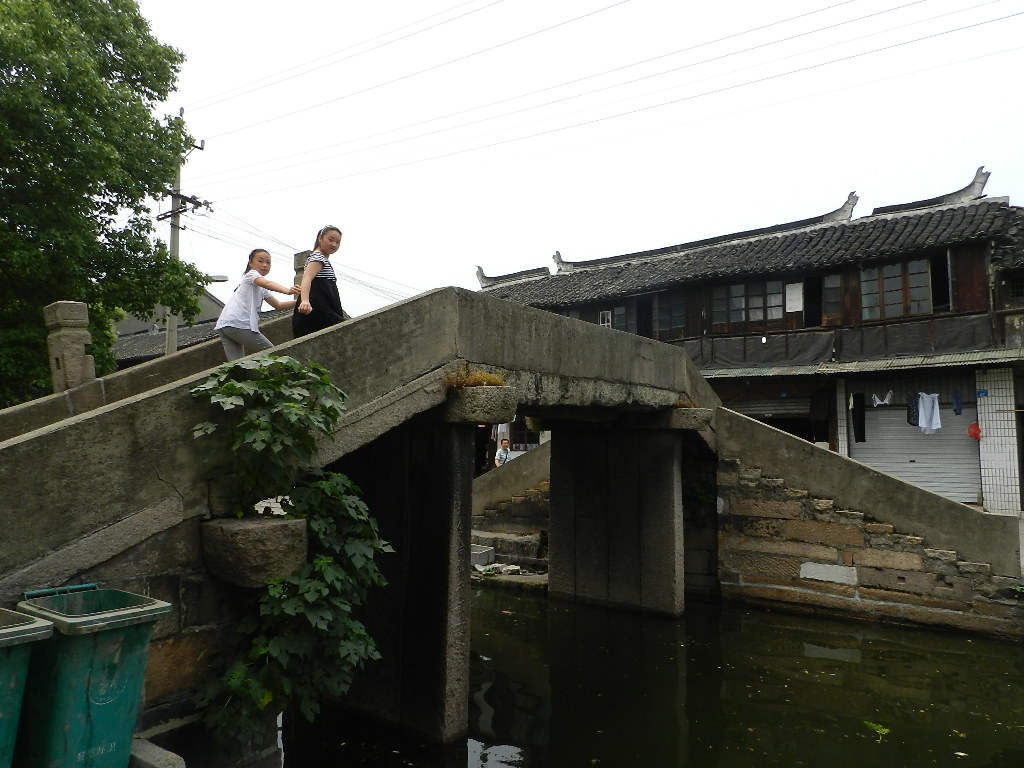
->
(471, 480), (550, 571)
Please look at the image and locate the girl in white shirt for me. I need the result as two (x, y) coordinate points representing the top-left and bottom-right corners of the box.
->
(215, 249), (299, 360)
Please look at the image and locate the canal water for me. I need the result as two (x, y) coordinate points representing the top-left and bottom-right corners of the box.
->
(289, 585), (1024, 767)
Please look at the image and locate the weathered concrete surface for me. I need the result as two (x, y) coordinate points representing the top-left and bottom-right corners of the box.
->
(716, 408), (1021, 578)
(200, 517), (308, 588)
(130, 738), (186, 768)
(0, 287), (707, 583)
(0, 286), (709, 754)
(442, 385), (518, 424)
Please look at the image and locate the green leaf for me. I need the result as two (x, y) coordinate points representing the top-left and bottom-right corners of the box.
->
(189, 356), (391, 747)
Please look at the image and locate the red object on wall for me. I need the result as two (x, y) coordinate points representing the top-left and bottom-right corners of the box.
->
(967, 422), (982, 441)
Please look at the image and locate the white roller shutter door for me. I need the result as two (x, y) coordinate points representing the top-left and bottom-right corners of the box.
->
(849, 407), (981, 504)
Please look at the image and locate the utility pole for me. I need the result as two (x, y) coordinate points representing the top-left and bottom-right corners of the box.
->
(164, 160), (183, 356)
(158, 108), (209, 356)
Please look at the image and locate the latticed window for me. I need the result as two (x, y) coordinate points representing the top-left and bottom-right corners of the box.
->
(1008, 276), (1024, 299)
(712, 281), (784, 327)
(611, 305), (635, 334)
(861, 259), (931, 320)
(655, 291), (685, 338)
(822, 273), (842, 320)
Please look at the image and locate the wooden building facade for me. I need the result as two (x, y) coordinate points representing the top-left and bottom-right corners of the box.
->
(479, 168), (1024, 513)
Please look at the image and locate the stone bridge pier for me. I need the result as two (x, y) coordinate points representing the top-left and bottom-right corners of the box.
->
(313, 407), (716, 747)
(547, 425), (687, 615)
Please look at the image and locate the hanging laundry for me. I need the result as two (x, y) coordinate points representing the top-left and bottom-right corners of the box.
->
(918, 392), (941, 434)
(906, 394), (919, 426)
(809, 389), (831, 422)
(871, 390), (893, 407)
(852, 393), (866, 442)
(951, 390), (963, 416)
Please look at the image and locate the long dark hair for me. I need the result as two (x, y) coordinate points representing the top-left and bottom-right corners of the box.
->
(313, 225), (342, 251)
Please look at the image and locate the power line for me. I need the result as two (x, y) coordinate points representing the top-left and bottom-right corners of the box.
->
(177, 210), (421, 303)
(187, 0), (862, 185)
(194, 0), (969, 193)
(185, 0), (505, 112)
(212, 9), (1024, 203)
(205, 0), (634, 140)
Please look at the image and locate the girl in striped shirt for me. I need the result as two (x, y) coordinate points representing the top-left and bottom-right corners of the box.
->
(293, 225), (346, 337)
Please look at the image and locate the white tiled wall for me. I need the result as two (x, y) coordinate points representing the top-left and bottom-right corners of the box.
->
(835, 378), (849, 457)
(976, 368), (1021, 515)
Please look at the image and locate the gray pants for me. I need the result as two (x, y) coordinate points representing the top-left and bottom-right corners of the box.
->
(217, 326), (273, 361)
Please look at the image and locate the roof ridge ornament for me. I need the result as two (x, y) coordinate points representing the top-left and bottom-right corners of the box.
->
(475, 265), (495, 288)
(822, 191), (859, 223)
(553, 250), (572, 273)
(959, 165), (991, 200)
(477, 264), (551, 289)
(872, 166), (991, 215)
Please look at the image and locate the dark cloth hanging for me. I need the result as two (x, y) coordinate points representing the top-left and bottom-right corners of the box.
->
(809, 389), (831, 421)
(906, 393), (919, 426)
(852, 392), (866, 443)
(952, 390), (963, 416)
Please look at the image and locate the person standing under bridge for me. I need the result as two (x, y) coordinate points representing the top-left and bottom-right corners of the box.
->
(494, 438), (511, 468)
(293, 225), (346, 337)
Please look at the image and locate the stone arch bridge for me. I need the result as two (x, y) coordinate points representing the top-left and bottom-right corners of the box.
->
(1, 287), (1019, 763)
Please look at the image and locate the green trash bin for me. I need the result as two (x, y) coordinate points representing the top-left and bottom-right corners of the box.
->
(0, 609), (53, 768)
(13, 585), (171, 768)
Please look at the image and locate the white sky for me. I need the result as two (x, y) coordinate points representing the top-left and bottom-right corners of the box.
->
(135, 0), (1024, 316)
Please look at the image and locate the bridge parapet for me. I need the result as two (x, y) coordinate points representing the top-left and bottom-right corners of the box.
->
(0, 286), (709, 758)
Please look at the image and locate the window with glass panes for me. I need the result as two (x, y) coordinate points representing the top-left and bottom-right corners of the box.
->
(861, 259), (931, 320)
(655, 291), (685, 338)
(712, 281), (784, 327)
(611, 304), (636, 333)
(822, 274), (842, 322)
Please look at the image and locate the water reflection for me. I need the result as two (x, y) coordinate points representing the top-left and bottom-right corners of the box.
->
(287, 586), (1024, 767)
(469, 587), (1024, 768)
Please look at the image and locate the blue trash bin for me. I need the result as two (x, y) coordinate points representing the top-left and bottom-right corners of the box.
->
(14, 585), (171, 768)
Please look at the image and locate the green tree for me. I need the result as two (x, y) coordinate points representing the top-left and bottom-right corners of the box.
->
(0, 0), (209, 407)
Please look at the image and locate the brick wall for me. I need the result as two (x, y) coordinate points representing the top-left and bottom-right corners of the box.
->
(717, 459), (1024, 638)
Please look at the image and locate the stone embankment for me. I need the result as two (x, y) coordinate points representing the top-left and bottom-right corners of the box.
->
(718, 460), (1024, 638)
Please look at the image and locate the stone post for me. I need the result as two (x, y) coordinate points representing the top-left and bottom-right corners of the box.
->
(306, 417), (476, 745)
(44, 301), (96, 393)
(548, 426), (686, 616)
(293, 250), (311, 287)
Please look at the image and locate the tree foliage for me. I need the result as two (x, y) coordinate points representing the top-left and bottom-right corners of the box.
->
(0, 0), (209, 406)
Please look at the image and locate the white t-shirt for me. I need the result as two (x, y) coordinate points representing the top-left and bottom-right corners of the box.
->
(215, 270), (271, 332)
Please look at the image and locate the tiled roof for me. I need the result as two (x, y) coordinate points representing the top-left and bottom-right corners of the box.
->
(114, 319), (220, 364)
(114, 310), (291, 365)
(481, 198), (1024, 309)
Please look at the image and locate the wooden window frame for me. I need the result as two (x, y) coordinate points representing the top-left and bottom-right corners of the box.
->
(861, 258), (932, 321)
(655, 290), (686, 340)
(711, 280), (785, 333)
